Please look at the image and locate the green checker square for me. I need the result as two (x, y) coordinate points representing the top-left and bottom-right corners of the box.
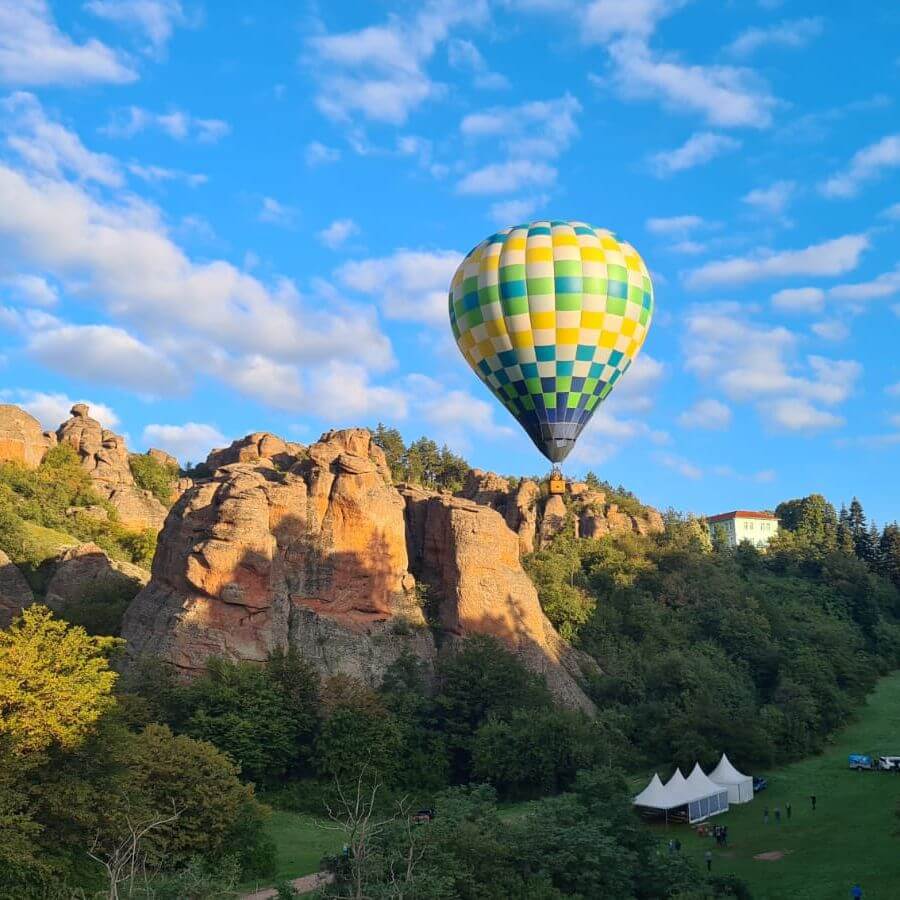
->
(525, 377), (541, 394)
(643, 276), (652, 293)
(521, 395), (535, 411)
(500, 263), (526, 282)
(463, 275), (479, 295)
(543, 393), (557, 409)
(502, 382), (517, 399)
(556, 375), (572, 392)
(606, 296), (627, 315)
(478, 284), (500, 306)
(453, 298), (466, 319)
(583, 276), (606, 294)
(526, 276), (554, 295)
(554, 259), (582, 277)
(555, 294), (582, 311)
(583, 376), (598, 393)
(628, 285), (644, 303)
(463, 307), (484, 328)
(566, 392), (581, 409)
(501, 295), (529, 316)
(607, 264), (627, 281)
(586, 394), (599, 411)
(639, 307), (650, 326)
(599, 382), (613, 400)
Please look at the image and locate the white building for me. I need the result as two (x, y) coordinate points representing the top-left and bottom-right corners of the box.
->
(707, 510), (779, 549)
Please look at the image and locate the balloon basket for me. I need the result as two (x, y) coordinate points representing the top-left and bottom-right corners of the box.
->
(548, 468), (566, 495)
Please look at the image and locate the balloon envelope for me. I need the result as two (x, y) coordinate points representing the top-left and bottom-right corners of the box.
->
(449, 220), (654, 463)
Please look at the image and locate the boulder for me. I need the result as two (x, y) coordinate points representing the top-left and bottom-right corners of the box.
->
(44, 543), (149, 614)
(0, 404), (52, 468)
(147, 448), (179, 469)
(56, 405), (168, 531)
(206, 432), (304, 472)
(0, 550), (33, 627)
(539, 493), (570, 545)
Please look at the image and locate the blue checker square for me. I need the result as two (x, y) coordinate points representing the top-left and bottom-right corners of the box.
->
(535, 345), (555, 362)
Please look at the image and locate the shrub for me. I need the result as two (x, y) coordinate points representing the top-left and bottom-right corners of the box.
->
(129, 454), (179, 507)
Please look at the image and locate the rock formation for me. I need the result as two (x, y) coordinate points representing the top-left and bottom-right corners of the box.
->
(460, 469), (664, 551)
(0, 404), (55, 469)
(122, 429), (596, 711)
(44, 543), (149, 613)
(0, 550), (33, 627)
(56, 405), (169, 531)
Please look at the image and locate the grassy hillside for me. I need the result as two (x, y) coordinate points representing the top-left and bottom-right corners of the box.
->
(674, 669), (900, 899)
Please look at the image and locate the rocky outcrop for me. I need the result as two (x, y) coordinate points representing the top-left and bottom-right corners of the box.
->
(461, 469), (664, 550)
(402, 486), (597, 714)
(44, 544), (149, 613)
(122, 429), (595, 711)
(122, 429), (433, 687)
(56, 405), (168, 531)
(0, 550), (33, 627)
(0, 404), (54, 469)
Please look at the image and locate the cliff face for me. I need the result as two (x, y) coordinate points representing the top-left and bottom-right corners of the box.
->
(56, 404), (169, 531)
(0, 404), (55, 469)
(121, 429), (601, 711)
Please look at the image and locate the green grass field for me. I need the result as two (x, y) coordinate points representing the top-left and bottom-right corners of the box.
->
(671, 670), (900, 899)
(246, 673), (900, 897)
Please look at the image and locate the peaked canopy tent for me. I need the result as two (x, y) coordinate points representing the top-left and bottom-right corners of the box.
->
(709, 754), (754, 804)
(633, 768), (729, 824)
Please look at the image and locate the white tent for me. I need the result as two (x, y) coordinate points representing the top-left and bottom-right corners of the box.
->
(633, 767), (729, 824)
(684, 763), (730, 821)
(709, 753), (754, 804)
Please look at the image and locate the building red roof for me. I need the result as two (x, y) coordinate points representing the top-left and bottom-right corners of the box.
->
(707, 510), (779, 524)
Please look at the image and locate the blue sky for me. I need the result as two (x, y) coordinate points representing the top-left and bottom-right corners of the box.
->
(1, 1), (899, 521)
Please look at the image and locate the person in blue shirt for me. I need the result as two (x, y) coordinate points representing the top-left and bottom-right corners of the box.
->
(851, 883), (863, 899)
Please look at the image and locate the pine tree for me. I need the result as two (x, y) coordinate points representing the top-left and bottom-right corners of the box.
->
(879, 523), (900, 587)
(836, 504), (855, 554)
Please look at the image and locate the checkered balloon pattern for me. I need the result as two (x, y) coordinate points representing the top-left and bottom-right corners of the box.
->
(449, 220), (654, 463)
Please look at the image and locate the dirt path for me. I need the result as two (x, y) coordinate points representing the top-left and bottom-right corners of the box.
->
(241, 871), (334, 899)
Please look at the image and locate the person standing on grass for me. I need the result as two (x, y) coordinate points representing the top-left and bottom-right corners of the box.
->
(763, 806), (769, 824)
(774, 806), (781, 824)
(675, 838), (681, 853)
(705, 850), (712, 873)
(851, 883), (863, 899)
(810, 794), (817, 811)
(786, 801), (792, 820)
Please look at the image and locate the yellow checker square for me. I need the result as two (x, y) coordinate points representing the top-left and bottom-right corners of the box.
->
(556, 327), (579, 345)
(530, 310), (555, 330)
(525, 246), (553, 263)
(504, 236), (527, 251)
(510, 330), (534, 350)
(599, 330), (618, 349)
(600, 234), (619, 250)
(580, 309), (604, 329)
(580, 245), (605, 263)
(459, 330), (476, 351)
(485, 317), (506, 338)
(620, 317), (637, 338)
(626, 338), (641, 357)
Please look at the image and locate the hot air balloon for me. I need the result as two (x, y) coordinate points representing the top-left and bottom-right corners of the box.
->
(449, 220), (654, 465)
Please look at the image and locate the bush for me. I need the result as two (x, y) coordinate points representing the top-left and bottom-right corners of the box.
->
(129, 454), (179, 507)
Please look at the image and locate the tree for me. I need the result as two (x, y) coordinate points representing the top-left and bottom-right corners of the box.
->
(128, 454), (179, 507)
(0, 606), (120, 757)
(372, 424), (405, 483)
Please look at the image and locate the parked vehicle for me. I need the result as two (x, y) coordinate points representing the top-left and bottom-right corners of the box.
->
(753, 776), (768, 793)
(849, 754), (874, 770)
(877, 756), (900, 772)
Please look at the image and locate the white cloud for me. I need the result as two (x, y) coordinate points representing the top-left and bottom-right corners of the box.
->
(678, 398), (731, 430)
(489, 195), (548, 224)
(447, 38), (508, 90)
(141, 422), (226, 463)
(882, 202), (900, 221)
(583, 0), (685, 42)
(460, 94), (580, 159)
(608, 39), (777, 128)
(103, 106), (230, 142)
(686, 234), (868, 289)
(2, 92), (123, 186)
(771, 286), (824, 313)
(766, 398), (843, 432)
(742, 179), (795, 216)
(6, 389), (119, 430)
(86, 0), (187, 57)
(27, 323), (181, 394)
(648, 131), (740, 177)
(0, 155), (394, 377)
(827, 266), (900, 302)
(306, 361), (409, 423)
(305, 141), (340, 166)
(318, 218), (360, 249)
(307, 1), (488, 125)
(457, 159), (556, 195)
(820, 134), (900, 198)
(0, 0), (136, 86)
(886, 381), (900, 397)
(811, 320), (849, 342)
(682, 306), (861, 431)
(126, 162), (206, 187)
(727, 17), (823, 57)
(655, 451), (702, 480)
(2, 273), (57, 306)
(257, 196), (296, 227)
(337, 249), (461, 324)
(645, 214), (703, 234)
(215, 354), (305, 411)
